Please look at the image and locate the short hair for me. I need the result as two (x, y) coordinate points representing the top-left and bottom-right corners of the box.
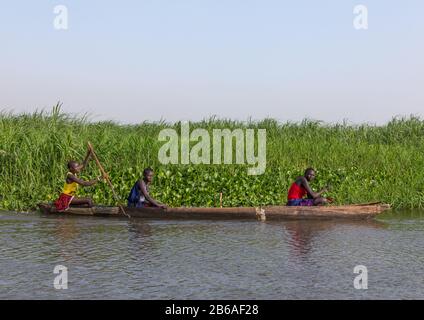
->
(67, 161), (78, 170)
(304, 167), (315, 176)
(143, 167), (154, 176)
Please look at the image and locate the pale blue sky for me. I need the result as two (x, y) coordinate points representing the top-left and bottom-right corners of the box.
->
(1, 0), (423, 124)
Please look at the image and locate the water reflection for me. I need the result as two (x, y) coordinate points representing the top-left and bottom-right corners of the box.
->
(3, 210), (424, 299)
(54, 218), (80, 242)
(127, 220), (153, 238)
(270, 219), (388, 258)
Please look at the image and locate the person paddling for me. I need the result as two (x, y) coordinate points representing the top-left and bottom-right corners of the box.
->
(54, 149), (102, 211)
(287, 168), (330, 206)
(127, 168), (167, 209)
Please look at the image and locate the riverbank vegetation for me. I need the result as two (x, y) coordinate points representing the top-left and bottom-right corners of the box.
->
(1, 106), (424, 211)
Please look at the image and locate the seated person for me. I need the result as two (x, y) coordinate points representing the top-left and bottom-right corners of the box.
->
(127, 168), (167, 209)
(54, 149), (102, 211)
(287, 168), (329, 206)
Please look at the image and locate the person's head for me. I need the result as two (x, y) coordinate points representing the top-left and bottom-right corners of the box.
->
(304, 167), (316, 182)
(67, 160), (82, 173)
(143, 167), (154, 183)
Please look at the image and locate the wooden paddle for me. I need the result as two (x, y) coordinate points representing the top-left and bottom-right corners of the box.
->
(87, 142), (130, 218)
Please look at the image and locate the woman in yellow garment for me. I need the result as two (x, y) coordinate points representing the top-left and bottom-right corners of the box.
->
(54, 148), (102, 211)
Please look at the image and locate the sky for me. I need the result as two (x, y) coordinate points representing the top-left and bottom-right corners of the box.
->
(0, 0), (423, 124)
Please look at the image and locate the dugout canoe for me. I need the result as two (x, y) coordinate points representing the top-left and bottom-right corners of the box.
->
(38, 202), (390, 221)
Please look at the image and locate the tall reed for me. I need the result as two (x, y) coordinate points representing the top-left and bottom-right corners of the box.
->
(1, 106), (423, 211)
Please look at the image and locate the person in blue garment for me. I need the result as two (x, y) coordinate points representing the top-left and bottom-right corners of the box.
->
(127, 168), (167, 209)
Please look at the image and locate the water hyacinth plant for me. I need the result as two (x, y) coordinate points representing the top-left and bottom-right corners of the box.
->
(1, 105), (424, 211)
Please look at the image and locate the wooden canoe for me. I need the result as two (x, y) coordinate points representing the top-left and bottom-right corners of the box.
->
(38, 202), (390, 221)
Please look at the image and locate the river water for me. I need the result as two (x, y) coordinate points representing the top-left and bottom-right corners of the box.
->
(1, 210), (423, 299)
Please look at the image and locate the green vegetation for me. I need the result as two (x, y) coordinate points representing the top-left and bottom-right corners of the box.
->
(1, 105), (424, 211)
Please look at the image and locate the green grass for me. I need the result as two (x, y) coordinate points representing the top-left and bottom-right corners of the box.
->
(1, 105), (424, 211)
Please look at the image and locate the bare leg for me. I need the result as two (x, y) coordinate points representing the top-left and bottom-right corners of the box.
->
(70, 197), (94, 208)
(313, 197), (328, 206)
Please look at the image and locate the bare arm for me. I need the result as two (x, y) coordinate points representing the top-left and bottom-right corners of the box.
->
(67, 173), (99, 187)
(300, 177), (327, 199)
(138, 180), (166, 208)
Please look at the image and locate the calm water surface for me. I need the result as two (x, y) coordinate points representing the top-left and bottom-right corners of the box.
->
(1, 210), (424, 299)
